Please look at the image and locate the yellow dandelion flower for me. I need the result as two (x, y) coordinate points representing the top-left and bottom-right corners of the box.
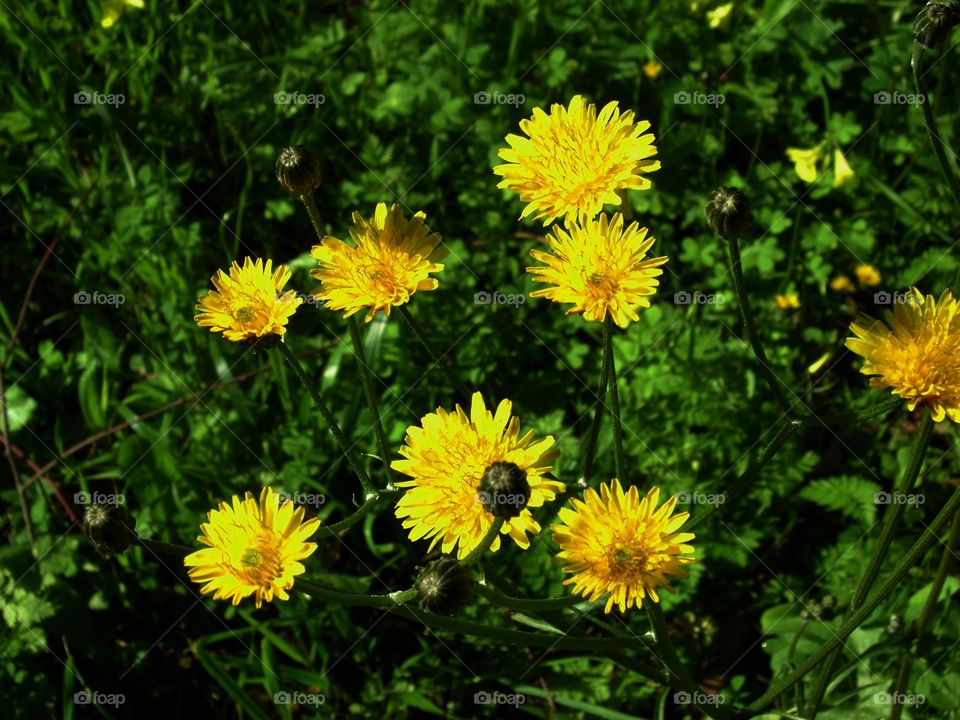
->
(786, 145), (822, 183)
(707, 2), (734, 29)
(101, 0), (144, 28)
(643, 60), (663, 79)
(855, 263), (881, 287)
(310, 203), (446, 322)
(846, 288), (960, 422)
(184, 487), (321, 609)
(527, 212), (668, 328)
(493, 95), (661, 226)
(830, 275), (856, 293)
(834, 148), (855, 187)
(392, 392), (563, 560)
(195, 257), (302, 343)
(775, 293), (801, 309)
(552, 479), (695, 613)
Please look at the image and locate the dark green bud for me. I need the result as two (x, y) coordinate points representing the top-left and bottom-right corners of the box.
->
(276, 145), (322, 198)
(914, 1), (960, 49)
(84, 503), (137, 556)
(477, 461), (530, 519)
(415, 558), (473, 615)
(705, 186), (751, 240)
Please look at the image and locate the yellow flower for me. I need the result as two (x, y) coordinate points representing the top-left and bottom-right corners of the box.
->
(775, 293), (801, 309)
(855, 263), (881, 287)
(101, 0), (144, 28)
(310, 203), (447, 322)
(552, 479), (695, 613)
(184, 487), (321, 608)
(786, 146), (822, 183)
(494, 95), (661, 226)
(527, 213), (668, 328)
(834, 148), (855, 187)
(643, 60), (663, 79)
(830, 275), (856, 293)
(707, 2), (734, 29)
(393, 392), (563, 560)
(846, 288), (960, 422)
(195, 257), (302, 343)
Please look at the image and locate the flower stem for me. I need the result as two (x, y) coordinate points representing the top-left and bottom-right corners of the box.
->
(805, 411), (934, 718)
(887, 507), (960, 720)
(395, 305), (472, 400)
(602, 317), (625, 481)
(583, 323), (613, 483)
(724, 237), (793, 413)
(277, 341), (376, 499)
(462, 518), (505, 565)
(347, 315), (394, 486)
(474, 584), (579, 611)
(647, 603), (700, 695)
(300, 192), (327, 245)
(912, 43), (960, 213)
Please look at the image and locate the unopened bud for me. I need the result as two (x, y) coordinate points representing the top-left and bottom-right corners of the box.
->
(415, 558), (473, 615)
(705, 186), (751, 240)
(914, 0), (960, 49)
(276, 145), (322, 198)
(84, 503), (137, 556)
(477, 461), (530, 519)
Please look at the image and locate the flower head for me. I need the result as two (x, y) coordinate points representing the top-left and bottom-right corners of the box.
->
(642, 61), (663, 79)
(392, 392), (563, 560)
(834, 148), (855, 187)
(830, 275), (855, 293)
(855, 263), (881, 287)
(310, 203), (446, 322)
(493, 95), (660, 225)
(527, 212), (668, 328)
(195, 257), (302, 343)
(707, 2), (734, 28)
(846, 288), (960, 422)
(787, 145), (822, 183)
(552, 479), (695, 613)
(101, 0), (144, 28)
(775, 293), (801, 310)
(184, 487), (321, 608)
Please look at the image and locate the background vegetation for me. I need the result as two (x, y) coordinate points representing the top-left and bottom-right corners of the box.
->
(1, 0), (958, 717)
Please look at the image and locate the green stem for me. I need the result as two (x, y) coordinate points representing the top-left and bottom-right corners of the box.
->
(805, 411), (934, 718)
(301, 192), (327, 245)
(887, 508), (960, 720)
(801, 396), (903, 427)
(647, 603), (699, 692)
(462, 518), (505, 565)
(347, 315), (393, 486)
(603, 317), (625, 481)
(277, 341), (376, 499)
(474, 584), (579, 611)
(138, 538), (195, 557)
(395, 305), (472, 400)
(724, 236), (793, 413)
(321, 497), (380, 535)
(750, 484), (960, 713)
(583, 324), (613, 483)
(912, 43), (960, 213)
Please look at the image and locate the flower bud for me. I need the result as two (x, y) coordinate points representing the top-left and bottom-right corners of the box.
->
(415, 558), (473, 615)
(276, 145), (322, 198)
(477, 461), (530, 519)
(914, 0), (960, 49)
(84, 503), (137, 556)
(705, 186), (751, 240)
